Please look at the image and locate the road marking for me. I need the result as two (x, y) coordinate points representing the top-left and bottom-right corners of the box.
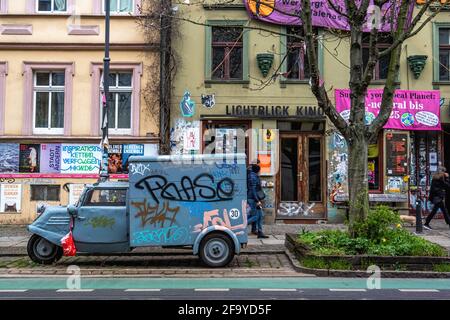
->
(329, 289), (367, 292)
(194, 288), (230, 292)
(260, 289), (297, 292)
(0, 290), (28, 293)
(399, 289), (440, 293)
(56, 289), (94, 293)
(125, 289), (161, 292)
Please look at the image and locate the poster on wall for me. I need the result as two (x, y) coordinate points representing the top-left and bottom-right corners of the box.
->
(19, 144), (40, 173)
(0, 184), (22, 213)
(385, 132), (408, 176)
(108, 144), (124, 174)
(61, 144), (102, 174)
(69, 184), (86, 205)
(0, 143), (19, 173)
(40, 144), (61, 173)
(122, 144), (145, 173)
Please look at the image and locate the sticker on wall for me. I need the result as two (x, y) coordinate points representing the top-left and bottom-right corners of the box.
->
(183, 127), (200, 152)
(19, 144), (40, 173)
(263, 129), (275, 143)
(0, 144), (19, 173)
(201, 94), (216, 109)
(440, 98), (446, 108)
(387, 177), (403, 193)
(180, 91), (196, 117)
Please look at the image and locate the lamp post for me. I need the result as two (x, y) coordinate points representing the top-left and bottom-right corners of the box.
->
(99, 0), (111, 182)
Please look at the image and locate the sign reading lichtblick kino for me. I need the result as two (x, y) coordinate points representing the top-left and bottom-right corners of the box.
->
(225, 105), (324, 118)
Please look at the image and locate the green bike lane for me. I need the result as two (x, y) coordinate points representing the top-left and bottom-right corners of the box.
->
(1, 277), (450, 290)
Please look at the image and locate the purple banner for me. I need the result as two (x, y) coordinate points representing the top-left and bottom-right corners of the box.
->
(40, 144), (61, 173)
(335, 89), (442, 131)
(244, 0), (412, 32)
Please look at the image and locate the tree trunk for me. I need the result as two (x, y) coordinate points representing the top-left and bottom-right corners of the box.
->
(347, 131), (369, 235)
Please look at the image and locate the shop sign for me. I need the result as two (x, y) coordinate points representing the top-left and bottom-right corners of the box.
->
(225, 105), (324, 118)
(0, 184), (22, 213)
(335, 89), (441, 131)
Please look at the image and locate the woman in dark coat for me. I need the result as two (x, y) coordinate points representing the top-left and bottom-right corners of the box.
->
(247, 163), (269, 238)
(424, 167), (450, 230)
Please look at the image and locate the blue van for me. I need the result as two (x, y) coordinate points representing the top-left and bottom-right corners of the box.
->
(27, 154), (248, 267)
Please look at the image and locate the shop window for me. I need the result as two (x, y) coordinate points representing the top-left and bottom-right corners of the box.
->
(31, 185), (60, 201)
(100, 71), (133, 135)
(368, 134), (383, 192)
(362, 33), (393, 80)
(33, 71), (65, 135)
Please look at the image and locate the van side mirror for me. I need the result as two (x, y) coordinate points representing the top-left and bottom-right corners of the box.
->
(67, 205), (78, 217)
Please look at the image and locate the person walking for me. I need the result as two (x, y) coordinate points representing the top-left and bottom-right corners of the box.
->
(424, 166), (450, 230)
(247, 162), (269, 239)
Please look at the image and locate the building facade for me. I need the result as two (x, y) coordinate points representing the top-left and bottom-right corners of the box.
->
(171, 1), (450, 224)
(0, 0), (159, 223)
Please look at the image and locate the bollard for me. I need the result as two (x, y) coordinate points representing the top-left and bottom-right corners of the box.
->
(415, 198), (423, 233)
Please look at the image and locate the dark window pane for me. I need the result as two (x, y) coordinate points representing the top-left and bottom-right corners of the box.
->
(106, 93), (116, 127)
(52, 72), (65, 86)
(54, 0), (67, 11)
(439, 28), (450, 45)
(35, 92), (49, 128)
(31, 185), (60, 201)
(379, 54), (390, 80)
(229, 47), (243, 79)
(117, 92), (131, 129)
(439, 51), (450, 81)
(36, 73), (50, 86)
(280, 138), (298, 202)
(286, 26), (303, 43)
(46, 186), (60, 201)
(51, 92), (64, 128)
(212, 27), (242, 43)
(38, 0), (51, 11)
(118, 73), (132, 86)
(308, 138), (322, 202)
(287, 48), (301, 79)
(212, 47), (226, 79)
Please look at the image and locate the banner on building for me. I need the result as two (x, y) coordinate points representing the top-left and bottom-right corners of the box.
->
(0, 184), (22, 213)
(335, 89), (442, 131)
(0, 144), (19, 173)
(19, 144), (40, 173)
(243, 0), (414, 32)
(61, 144), (102, 174)
(40, 144), (61, 173)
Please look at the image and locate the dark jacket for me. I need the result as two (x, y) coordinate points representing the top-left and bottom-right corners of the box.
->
(429, 176), (450, 202)
(247, 169), (263, 201)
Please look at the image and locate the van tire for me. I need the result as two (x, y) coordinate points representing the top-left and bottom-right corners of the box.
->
(27, 234), (63, 265)
(199, 233), (235, 268)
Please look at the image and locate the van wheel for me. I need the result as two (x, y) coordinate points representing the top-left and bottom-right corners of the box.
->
(27, 234), (63, 265)
(199, 233), (234, 268)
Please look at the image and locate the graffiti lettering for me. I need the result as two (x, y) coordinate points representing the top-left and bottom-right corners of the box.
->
(133, 226), (188, 245)
(134, 174), (235, 203)
(277, 202), (316, 217)
(0, 178), (15, 184)
(84, 216), (115, 229)
(132, 200), (180, 228)
(129, 163), (152, 176)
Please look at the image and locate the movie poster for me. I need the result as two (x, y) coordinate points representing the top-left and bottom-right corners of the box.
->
(108, 144), (124, 174)
(0, 144), (19, 173)
(40, 144), (61, 173)
(19, 144), (40, 173)
(122, 144), (144, 173)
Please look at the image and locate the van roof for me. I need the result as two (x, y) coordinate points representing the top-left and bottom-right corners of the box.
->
(86, 181), (129, 188)
(128, 153), (247, 163)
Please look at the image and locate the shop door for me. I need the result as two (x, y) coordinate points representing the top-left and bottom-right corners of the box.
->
(277, 134), (326, 219)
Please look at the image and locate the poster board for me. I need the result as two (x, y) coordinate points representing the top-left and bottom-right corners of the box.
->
(385, 132), (409, 176)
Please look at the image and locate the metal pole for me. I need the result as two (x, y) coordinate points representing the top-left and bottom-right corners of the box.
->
(99, 0), (111, 182)
(415, 192), (423, 234)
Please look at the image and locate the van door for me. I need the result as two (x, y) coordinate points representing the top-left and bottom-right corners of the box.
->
(73, 188), (129, 253)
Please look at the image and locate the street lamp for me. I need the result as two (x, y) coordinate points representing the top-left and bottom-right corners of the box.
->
(99, 0), (111, 182)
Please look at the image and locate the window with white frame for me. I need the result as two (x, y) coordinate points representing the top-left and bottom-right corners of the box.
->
(100, 72), (133, 134)
(33, 72), (65, 135)
(37, 0), (67, 12)
(103, 0), (134, 14)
